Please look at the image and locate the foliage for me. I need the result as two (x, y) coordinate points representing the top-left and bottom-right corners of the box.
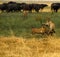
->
(0, 12), (60, 37)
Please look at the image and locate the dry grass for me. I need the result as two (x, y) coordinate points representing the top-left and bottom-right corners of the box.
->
(41, 8), (51, 12)
(0, 36), (60, 57)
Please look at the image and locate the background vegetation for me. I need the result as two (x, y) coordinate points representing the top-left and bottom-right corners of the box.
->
(0, 12), (60, 37)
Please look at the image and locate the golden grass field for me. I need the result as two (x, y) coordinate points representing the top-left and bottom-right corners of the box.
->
(0, 36), (60, 57)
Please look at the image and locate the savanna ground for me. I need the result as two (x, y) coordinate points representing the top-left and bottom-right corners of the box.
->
(0, 6), (60, 57)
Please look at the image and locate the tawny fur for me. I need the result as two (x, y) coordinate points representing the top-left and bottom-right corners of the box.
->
(32, 26), (47, 34)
